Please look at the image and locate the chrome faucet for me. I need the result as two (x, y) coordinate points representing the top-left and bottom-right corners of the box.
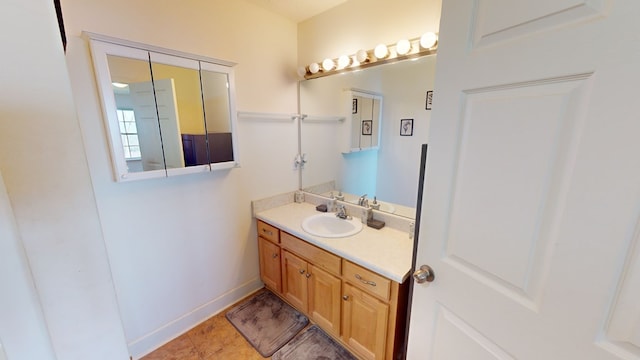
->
(336, 204), (350, 220)
(358, 194), (368, 207)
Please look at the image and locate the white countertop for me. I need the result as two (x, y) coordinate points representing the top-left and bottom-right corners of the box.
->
(255, 202), (414, 283)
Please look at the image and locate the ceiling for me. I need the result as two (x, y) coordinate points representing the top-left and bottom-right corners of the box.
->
(244, 0), (348, 23)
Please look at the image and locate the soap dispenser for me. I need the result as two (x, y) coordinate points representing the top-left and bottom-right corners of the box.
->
(327, 192), (337, 212)
(371, 196), (381, 210)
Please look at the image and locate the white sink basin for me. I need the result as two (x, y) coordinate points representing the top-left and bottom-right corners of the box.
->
(301, 213), (363, 238)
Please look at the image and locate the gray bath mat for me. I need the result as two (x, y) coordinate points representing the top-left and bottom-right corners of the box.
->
(225, 290), (309, 357)
(272, 325), (357, 360)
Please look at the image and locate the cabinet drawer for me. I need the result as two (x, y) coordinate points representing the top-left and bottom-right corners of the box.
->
(281, 232), (341, 276)
(343, 261), (391, 301)
(257, 220), (279, 243)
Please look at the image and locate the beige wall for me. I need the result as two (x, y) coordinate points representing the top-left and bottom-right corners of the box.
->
(298, 0), (441, 66)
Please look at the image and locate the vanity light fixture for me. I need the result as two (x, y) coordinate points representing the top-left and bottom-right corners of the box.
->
(322, 58), (336, 71)
(374, 43), (389, 59)
(355, 49), (369, 64)
(112, 82), (128, 88)
(309, 62), (320, 74)
(396, 39), (411, 55)
(299, 32), (438, 80)
(420, 32), (438, 49)
(337, 55), (351, 69)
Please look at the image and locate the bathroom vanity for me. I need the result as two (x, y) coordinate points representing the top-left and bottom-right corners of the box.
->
(254, 200), (413, 360)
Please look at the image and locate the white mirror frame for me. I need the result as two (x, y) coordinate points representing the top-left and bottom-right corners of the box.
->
(85, 32), (240, 182)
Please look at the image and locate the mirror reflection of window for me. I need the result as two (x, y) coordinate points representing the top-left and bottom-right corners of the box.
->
(116, 109), (141, 159)
(107, 54), (166, 172)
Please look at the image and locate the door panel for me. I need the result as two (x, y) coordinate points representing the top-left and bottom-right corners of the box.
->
(308, 264), (341, 336)
(342, 284), (388, 360)
(602, 218), (640, 356)
(445, 75), (591, 309)
(472, 0), (611, 48)
(282, 251), (308, 312)
(431, 306), (513, 360)
(258, 237), (282, 293)
(407, 0), (640, 359)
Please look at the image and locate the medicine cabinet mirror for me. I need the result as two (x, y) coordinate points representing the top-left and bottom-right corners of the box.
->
(87, 33), (239, 182)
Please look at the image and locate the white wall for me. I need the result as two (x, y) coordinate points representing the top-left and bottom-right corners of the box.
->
(62, 0), (300, 357)
(376, 56), (438, 207)
(0, 171), (56, 360)
(0, 0), (130, 359)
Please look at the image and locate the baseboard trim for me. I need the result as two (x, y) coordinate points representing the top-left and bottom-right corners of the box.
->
(128, 277), (263, 359)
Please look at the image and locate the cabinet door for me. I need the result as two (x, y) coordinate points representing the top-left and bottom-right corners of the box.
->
(282, 251), (308, 312)
(342, 283), (389, 360)
(258, 237), (281, 293)
(308, 264), (341, 337)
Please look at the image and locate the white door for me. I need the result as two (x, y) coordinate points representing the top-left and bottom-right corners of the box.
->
(407, 1), (640, 359)
(152, 78), (185, 169)
(129, 80), (166, 171)
(129, 78), (184, 171)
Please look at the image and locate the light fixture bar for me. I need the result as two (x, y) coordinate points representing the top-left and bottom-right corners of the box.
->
(301, 33), (438, 80)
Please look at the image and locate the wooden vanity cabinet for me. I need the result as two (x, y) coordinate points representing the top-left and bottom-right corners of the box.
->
(257, 221), (281, 293)
(342, 283), (389, 360)
(256, 221), (408, 360)
(281, 231), (342, 337)
(342, 261), (405, 360)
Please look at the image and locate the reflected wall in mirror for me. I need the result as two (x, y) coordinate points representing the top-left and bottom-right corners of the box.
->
(300, 56), (437, 219)
(88, 33), (239, 181)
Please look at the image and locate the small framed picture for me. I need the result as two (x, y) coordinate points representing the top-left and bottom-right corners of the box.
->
(362, 120), (372, 135)
(426, 90), (433, 110)
(400, 119), (413, 136)
(352, 98), (358, 114)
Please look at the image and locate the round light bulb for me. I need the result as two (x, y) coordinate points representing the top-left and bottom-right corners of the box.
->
(297, 66), (307, 78)
(355, 49), (368, 63)
(337, 55), (351, 69)
(322, 58), (335, 71)
(396, 39), (411, 55)
(374, 44), (389, 59)
(420, 32), (438, 49)
(309, 63), (320, 74)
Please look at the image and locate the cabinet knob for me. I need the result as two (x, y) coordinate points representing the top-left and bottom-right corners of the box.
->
(305, 273), (311, 279)
(299, 269), (306, 274)
(272, 253), (278, 258)
(342, 295), (349, 301)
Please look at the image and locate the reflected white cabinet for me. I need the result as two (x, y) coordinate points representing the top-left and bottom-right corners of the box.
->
(347, 90), (383, 152)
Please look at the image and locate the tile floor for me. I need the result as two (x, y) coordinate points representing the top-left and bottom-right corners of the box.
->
(141, 292), (268, 360)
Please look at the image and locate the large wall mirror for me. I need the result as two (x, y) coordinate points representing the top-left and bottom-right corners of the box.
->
(299, 55), (437, 219)
(87, 33), (239, 181)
